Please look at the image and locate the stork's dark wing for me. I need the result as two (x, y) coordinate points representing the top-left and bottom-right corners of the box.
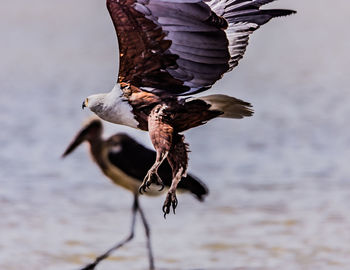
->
(107, 134), (208, 200)
(107, 0), (295, 96)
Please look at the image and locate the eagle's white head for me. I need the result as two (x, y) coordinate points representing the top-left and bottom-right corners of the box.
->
(82, 85), (139, 129)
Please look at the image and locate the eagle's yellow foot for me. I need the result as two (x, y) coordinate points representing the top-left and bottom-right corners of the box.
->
(162, 190), (178, 218)
(139, 169), (164, 194)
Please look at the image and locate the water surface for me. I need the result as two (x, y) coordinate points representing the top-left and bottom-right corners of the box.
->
(1, 1), (350, 269)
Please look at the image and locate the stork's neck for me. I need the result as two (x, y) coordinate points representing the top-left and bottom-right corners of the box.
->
(87, 137), (105, 167)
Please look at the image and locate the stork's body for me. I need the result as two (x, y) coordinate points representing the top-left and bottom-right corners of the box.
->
(62, 118), (208, 270)
(82, 0), (296, 215)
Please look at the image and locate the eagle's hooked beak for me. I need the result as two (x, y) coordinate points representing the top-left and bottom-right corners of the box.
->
(82, 98), (88, 110)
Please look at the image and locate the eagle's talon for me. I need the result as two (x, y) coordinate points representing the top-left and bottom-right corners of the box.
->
(162, 204), (169, 217)
(140, 169), (164, 194)
(138, 186), (144, 195)
(158, 183), (165, 192)
(172, 196), (178, 214)
(162, 204), (170, 219)
(153, 172), (164, 187)
(162, 191), (177, 217)
(138, 183), (148, 194)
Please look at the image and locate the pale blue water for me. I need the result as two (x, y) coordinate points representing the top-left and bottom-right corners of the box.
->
(1, 1), (350, 269)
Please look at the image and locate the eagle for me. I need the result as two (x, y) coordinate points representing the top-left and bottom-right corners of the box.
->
(81, 0), (295, 216)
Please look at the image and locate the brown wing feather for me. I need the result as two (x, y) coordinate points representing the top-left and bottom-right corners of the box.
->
(107, 0), (189, 93)
(106, 0), (234, 96)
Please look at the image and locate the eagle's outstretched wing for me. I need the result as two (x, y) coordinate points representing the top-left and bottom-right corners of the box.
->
(107, 0), (295, 96)
(208, 0), (295, 72)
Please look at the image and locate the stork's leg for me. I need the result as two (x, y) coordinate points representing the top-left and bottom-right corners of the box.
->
(139, 104), (174, 193)
(138, 201), (155, 270)
(162, 134), (189, 217)
(79, 196), (139, 270)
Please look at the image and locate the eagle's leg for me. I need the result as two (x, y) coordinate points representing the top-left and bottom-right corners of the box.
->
(139, 149), (168, 193)
(162, 134), (188, 217)
(139, 104), (173, 194)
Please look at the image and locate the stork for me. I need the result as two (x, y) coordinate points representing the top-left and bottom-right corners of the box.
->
(62, 118), (208, 270)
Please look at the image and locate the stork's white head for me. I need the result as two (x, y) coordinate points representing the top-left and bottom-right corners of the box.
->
(82, 85), (139, 129)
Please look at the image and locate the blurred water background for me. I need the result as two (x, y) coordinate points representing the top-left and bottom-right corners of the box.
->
(1, 1), (350, 269)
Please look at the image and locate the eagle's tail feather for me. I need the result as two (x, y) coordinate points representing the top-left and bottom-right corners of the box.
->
(198, 94), (253, 119)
